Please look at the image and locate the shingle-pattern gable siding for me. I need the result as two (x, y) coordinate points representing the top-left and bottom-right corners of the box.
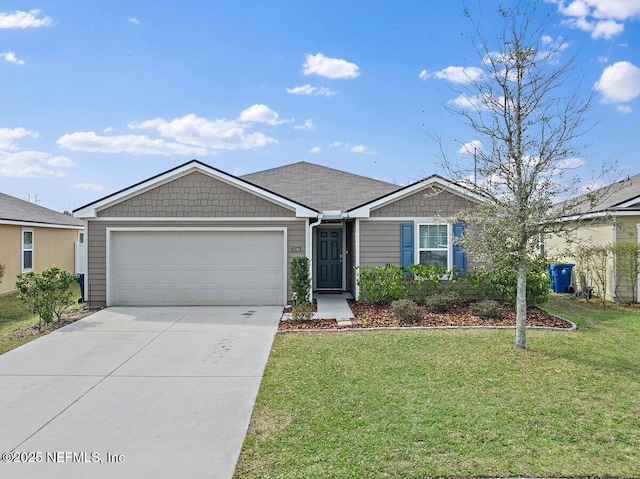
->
(370, 187), (474, 217)
(97, 172), (295, 218)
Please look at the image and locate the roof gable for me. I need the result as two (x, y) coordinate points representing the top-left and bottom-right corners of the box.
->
(241, 161), (400, 212)
(74, 160), (318, 218)
(347, 175), (484, 218)
(0, 192), (84, 228)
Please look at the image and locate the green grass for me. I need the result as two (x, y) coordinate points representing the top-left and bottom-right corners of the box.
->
(0, 287), (84, 355)
(234, 296), (640, 478)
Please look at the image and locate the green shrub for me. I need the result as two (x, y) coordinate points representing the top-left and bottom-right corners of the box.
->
(15, 266), (78, 328)
(391, 299), (423, 323)
(465, 256), (550, 305)
(0, 262), (5, 283)
(470, 299), (501, 319)
(424, 291), (459, 313)
(290, 256), (311, 307)
(407, 263), (446, 303)
(290, 302), (314, 323)
(356, 264), (409, 304)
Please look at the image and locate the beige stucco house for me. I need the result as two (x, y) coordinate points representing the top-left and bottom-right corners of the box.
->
(73, 160), (482, 307)
(545, 173), (640, 303)
(0, 192), (85, 296)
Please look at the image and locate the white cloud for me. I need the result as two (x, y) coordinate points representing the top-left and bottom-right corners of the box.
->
(237, 104), (290, 125)
(349, 145), (376, 154)
(0, 127), (38, 149)
(458, 140), (483, 155)
(57, 131), (208, 156)
(617, 104), (634, 114)
(103, 127), (117, 133)
(309, 146), (322, 153)
(46, 156), (73, 167)
(594, 61), (640, 103)
(131, 113), (276, 150)
(303, 53), (360, 79)
(0, 150), (68, 178)
(62, 112), (278, 155)
(294, 119), (315, 131)
(1, 51), (25, 65)
(128, 17), (140, 24)
(286, 84), (337, 96)
(420, 66), (483, 83)
(550, 0), (640, 39)
(329, 141), (376, 155)
(73, 183), (105, 192)
(0, 9), (53, 28)
(449, 94), (486, 110)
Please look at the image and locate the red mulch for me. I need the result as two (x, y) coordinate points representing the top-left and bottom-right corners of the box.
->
(278, 300), (573, 331)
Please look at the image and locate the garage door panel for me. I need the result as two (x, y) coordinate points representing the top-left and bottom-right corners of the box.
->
(110, 230), (284, 306)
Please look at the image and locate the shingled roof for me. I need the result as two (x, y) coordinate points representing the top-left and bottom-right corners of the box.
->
(241, 161), (401, 212)
(558, 172), (640, 217)
(0, 192), (84, 227)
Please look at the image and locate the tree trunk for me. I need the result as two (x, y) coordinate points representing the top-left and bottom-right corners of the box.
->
(515, 260), (528, 349)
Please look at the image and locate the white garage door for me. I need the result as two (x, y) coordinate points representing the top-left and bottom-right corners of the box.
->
(109, 230), (285, 306)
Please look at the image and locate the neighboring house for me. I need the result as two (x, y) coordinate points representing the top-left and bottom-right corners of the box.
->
(0, 192), (85, 296)
(545, 173), (640, 303)
(73, 160), (482, 307)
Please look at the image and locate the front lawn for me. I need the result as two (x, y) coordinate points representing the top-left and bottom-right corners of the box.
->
(234, 296), (640, 478)
(0, 286), (86, 355)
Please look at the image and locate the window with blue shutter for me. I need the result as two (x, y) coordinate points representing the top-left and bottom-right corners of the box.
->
(400, 223), (414, 273)
(452, 222), (466, 276)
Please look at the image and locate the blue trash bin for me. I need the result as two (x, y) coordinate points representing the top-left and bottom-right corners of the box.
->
(77, 273), (85, 303)
(550, 263), (574, 293)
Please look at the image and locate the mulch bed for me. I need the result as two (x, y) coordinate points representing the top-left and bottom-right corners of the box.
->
(278, 300), (573, 331)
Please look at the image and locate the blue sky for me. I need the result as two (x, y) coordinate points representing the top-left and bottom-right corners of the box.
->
(1, 0), (639, 212)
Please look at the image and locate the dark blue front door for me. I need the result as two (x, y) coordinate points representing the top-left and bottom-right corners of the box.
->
(317, 228), (342, 289)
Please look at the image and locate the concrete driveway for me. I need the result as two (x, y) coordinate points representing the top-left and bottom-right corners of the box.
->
(0, 306), (282, 479)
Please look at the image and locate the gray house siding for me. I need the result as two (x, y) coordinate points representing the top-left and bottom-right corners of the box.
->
(370, 188), (474, 218)
(85, 219), (306, 307)
(358, 220), (402, 267)
(98, 171), (296, 218)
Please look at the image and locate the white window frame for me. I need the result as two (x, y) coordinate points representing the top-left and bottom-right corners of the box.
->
(416, 223), (451, 270)
(22, 229), (34, 272)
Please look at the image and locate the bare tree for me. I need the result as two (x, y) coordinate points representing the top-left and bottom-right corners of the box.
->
(438, 1), (606, 349)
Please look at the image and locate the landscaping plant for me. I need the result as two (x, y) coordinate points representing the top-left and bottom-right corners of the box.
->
(356, 264), (408, 304)
(423, 291), (459, 313)
(466, 256), (550, 306)
(470, 299), (502, 319)
(390, 299), (423, 323)
(15, 266), (78, 328)
(290, 256), (311, 307)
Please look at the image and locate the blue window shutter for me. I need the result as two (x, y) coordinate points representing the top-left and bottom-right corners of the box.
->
(452, 223), (466, 277)
(400, 223), (414, 273)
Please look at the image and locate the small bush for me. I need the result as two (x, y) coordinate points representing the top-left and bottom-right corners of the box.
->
(0, 262), (5, 283)
(424, 291), (459, 313)
(470, 299), (501, 319)
(465, 256), (550, 305)
(290, 257), (311, 307)
(356, 264), (409, 304)
(391, 299), (423, 323)
(290, 302), (314, 323)
(15, 266), (77, 328)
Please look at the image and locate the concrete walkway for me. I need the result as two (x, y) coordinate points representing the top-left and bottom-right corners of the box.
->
(314, 293), (355, 326)
(0, 306), (282, 479)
